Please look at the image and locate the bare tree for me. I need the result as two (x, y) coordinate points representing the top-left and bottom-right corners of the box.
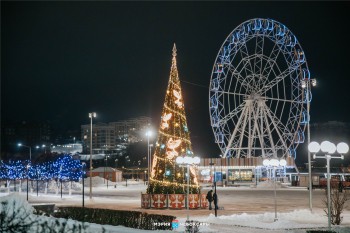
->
(323, 182), (349, 225)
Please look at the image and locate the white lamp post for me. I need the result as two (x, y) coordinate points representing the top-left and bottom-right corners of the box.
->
(145, 130), (153, 184)
(82, 162), (86, 207)
(301, 77), (316, 212)
(176, 155), (200, 221)
(89, 112), (96, 199)
(308, 141), (348, 231)
(263, 158), (287, 222)
(18, 143), (32, 201)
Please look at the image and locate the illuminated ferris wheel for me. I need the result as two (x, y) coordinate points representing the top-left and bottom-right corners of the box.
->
(209, 18), (311, 159)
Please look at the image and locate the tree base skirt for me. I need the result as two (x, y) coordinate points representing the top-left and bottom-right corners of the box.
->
(141, 193), (208, 209)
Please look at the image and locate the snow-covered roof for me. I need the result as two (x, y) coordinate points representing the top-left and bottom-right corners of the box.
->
(90, 167), (122, 173)
(79, 154), (106, 160)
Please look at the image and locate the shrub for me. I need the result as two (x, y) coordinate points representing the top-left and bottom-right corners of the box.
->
(54, 206), (176, 230)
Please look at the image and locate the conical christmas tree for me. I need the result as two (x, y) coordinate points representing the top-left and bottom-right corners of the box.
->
(147, 44), (200, 194)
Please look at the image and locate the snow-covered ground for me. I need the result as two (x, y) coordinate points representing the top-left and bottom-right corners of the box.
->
(1, 178), (349, 232)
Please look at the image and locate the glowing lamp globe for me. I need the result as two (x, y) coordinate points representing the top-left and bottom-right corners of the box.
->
(320, 141), (332, 153)
(183, 156), (193, 164)
(263, 159), (270, 167)
(279, 159), (287, 167)
(337, 142), (349, 154)
(193, 156), (200, 164)
(176, 156), (184, 164)
(308, 141), (320, 153)
(270, 159), (279, 167)
(146, 130), (153, 137)
(328, 143), (337, 154)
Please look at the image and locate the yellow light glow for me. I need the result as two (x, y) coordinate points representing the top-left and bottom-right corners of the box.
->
(166, 138), (182, 159)
(173, 90), (183, 108)
(161, 112), (172, 130)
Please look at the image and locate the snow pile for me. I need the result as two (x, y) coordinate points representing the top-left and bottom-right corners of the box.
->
(0, 193), (103, 233)
(84, 176), (117, 187)
(205, 210), (323, 229)
(257, 181), (283, 189)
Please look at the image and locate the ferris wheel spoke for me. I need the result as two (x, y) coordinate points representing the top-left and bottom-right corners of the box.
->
(252, 36), (265, 90)
(266, 104), (293, 139)
(257, 65), (298, 96)
(227, 55), (256, 93)
(251, 106), (266, 157)
(265, 107), (291, 154)
(238, 43), (255, 93)
(218, 102), (245, 126)
(258, 42), (283, 90)
(218, 90), (247, 98)
(223, 104), (249, 158)
(264, 96), (302, 104)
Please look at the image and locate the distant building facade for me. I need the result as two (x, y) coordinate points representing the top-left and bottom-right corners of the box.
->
(1, 120), (51, 159)
(51, 143), (83, 154)
(81, 116), (151, 153)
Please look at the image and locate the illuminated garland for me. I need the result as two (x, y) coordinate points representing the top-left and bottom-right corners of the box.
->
(157, 131), (191, 144)
(0, 154), (83, 181)
(150, 177), (199, 188)
(163, 105), (186, 119)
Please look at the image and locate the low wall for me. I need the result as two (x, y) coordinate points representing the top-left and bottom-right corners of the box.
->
(141, 193), (208, 209)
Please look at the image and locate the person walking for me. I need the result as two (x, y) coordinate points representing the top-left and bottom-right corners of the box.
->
(206, 190), (213, 210)
(213, 191), (218, 210)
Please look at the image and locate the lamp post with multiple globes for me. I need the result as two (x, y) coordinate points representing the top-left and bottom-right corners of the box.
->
(176, 155), (200, 221)
(262, 158), (287, 222)
(308, 141), (349, 231)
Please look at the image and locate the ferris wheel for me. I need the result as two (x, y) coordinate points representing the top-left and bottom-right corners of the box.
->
(209, 18), (311, 159)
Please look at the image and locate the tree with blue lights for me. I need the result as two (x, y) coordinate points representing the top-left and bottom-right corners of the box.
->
(0, 154), (83, 195)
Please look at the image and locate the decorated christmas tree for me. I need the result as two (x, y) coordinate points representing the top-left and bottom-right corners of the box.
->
(147, 44), (199, 194)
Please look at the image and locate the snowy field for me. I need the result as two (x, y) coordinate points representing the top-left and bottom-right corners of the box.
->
(1, 177), (349, 233)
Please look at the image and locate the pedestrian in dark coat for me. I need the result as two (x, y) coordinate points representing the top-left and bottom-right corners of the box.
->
(206, 190), (213, 210)
(213, 192), (218, 210)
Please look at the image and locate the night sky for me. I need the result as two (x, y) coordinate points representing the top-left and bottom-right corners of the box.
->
(2, 2), (350, 159)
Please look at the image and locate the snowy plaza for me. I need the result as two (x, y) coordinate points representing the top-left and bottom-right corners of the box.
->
(1, 178), (350, 233)
(2, 3), (350, 233)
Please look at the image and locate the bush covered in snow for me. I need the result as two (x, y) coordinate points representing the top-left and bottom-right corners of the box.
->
(0, 193), (36, 232)
(0, 194), (103, 233)
(54, 206), (176, 230)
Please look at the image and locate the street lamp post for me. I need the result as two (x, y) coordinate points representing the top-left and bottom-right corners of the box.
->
(59, 165), (63, 199)
(176, 155), (200, 221)
(301, 77), (316, 212)
(18, 143), (32, 200)
(105, 155), (110, 188)
(89, 112), (96, 199)
(263, 158), (287, 222)
(26, 164), (30, 201)
(308, 141), (349, 231)
(82, 162), (86, 208)
(145, 130), (153, 185)
(209, 161), (217, 217)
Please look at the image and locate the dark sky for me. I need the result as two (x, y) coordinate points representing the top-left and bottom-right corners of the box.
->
(2, 1), (350, 159)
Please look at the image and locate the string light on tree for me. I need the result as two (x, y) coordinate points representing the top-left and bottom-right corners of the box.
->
(147, 44), (199, 195)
